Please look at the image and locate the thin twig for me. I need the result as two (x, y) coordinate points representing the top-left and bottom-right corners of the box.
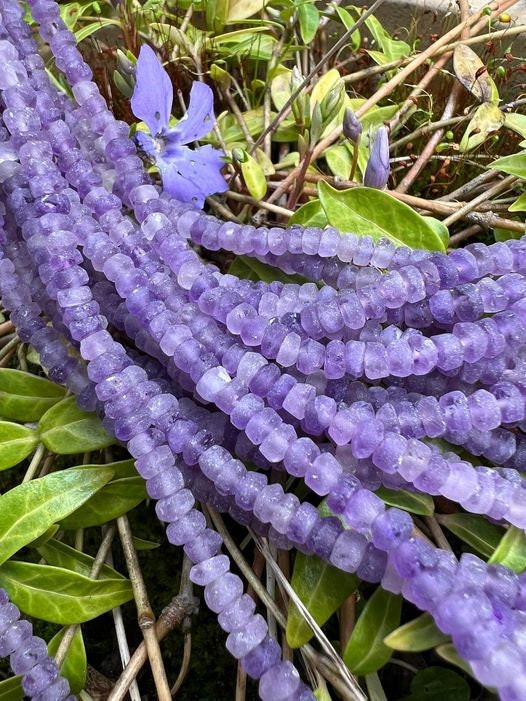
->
(442, 173), (519, 226)
(117, 514), (172, 700)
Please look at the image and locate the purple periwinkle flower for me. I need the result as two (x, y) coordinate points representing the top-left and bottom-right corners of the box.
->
(363, 125), (390, 189)
(131, 45), (227, 208)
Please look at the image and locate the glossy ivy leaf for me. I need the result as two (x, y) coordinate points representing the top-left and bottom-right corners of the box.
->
(405, 666), (470, 701)
(384, 612), (449, 652)
(453, 44), (498, 104)
(288, 200), (329, 228)
(490, 152), (526, 179)
(296, 0), (319, 44)
(37, 539), (127, 581)
(376, 487), (434, 516)
(509, 192), (526, 212)
(0, 421), (38, 471)
(0, 368), (66, 421)
(60, 476), (146, 529)
(48, 626), (86, 694)
(0, 676), (23, 701)
(438, 513), (504, 558)
(459, 102), (504, 152)
(343, 587), (402, 675)
(318, 182), (446, 251)
(0, 467), (114, 566)
(39, 396), (115, 454)
(286, 552), (358, 648)
(241, 153), (267, 201)
(0, 561), (133, 624)
(489, 526), (526, 573)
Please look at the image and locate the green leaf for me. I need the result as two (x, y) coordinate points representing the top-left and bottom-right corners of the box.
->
(490, 152), (526, 178)
(37, 539), (127, 581)
(48, 627), (87, 694)
(489, 526), (526, 573)
(438, 513), (504, 558)
(405, 666), (470, 701)
(459, 102), (504, 152)
(325, 144), (353, 179)
(270, 67), (292, 111)
(205, 0), (228, 31)
(365, 673), (388, 701)
(424, 217), (450, 248)
(343, 587), (402, 675)
(384, 613), (449, 652)
(227, 0), (266, 21)
(297, 1), (319, 44)
(287, 552), (358, 648)
(0, 561), (133, 624)
(241, 153), (267, 201)
(0, 368), (66, 421)
(60, 476), (146, 529)
(74, 17), (117, 42)
(435, 644), (475, 678)
(334, 7), (361, 51)
(453, 44), (499, 103)
(509, 192), (526, 212)
(234, 256), (305, 285)
(504, 112), (526, 139)
(376, 487), (434, 516)
(0, 466), (114, 566)
(0, 676), (23, 701)
(318, 182), (446, 251)
(39, 396), (115, 454)
(0, 422), (38, 471)
(288, 200), (329, 227)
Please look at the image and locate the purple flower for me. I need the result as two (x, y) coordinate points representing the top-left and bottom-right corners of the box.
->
(131, 45), (227, 208)
(363, 126), (390, 189)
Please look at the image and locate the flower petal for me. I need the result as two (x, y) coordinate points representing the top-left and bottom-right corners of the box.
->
(131, 45), (173, 136)
(167, 82), (216, 145)
(158, 144), (227, 208)
(134, 131), (157, 158)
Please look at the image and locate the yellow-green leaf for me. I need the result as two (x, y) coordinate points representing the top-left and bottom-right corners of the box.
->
(489, 526), (526, 573)
(287, 552), (358, 648)
(0, 561), (132, 624)
(384, 613), (449, 652)
(376, 487), (434, 516)
(39, 396), (115, 454)
(509, 192), (526, 212)
(318, 182), (446, 251)
(0, 422), (38, 471)
(453, 44), (499, 103)
(343, 588), (402, 675)
(0, 368), (66, 421)
(241, 153), (267, 201)
(227, 0), (266, 22)
(48, 627), (87, 694)
(459, 102), (504, 152)
(0, 467), (114, 566)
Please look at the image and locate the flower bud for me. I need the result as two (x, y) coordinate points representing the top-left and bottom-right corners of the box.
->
(363, 126), (390, 189)
(232, 147), (248, 163)
(343, 106), (362, 143)
(319, 79), (345, 124)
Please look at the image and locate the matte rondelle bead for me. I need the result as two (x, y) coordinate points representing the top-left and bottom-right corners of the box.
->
(329, 529), (368, 572)
(218, 594), (256, 633)
(184, 528), (223, 563)
(259, 661), (300, 701)
(204, 572), (243, 613)
(242, 635), (281, 679)
(226, 614), (268, 659)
